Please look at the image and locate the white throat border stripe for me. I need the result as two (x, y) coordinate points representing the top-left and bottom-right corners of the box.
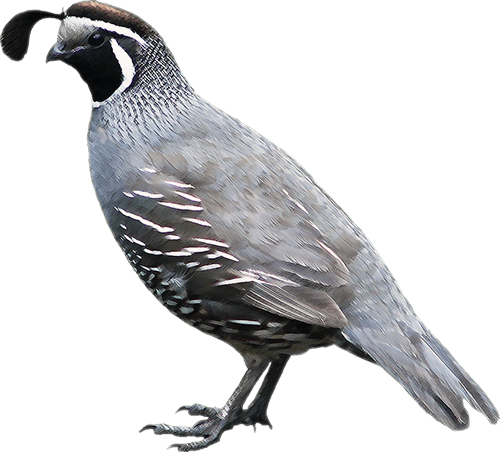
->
(63, 16), (146, 45)
(92, 38), (136, 108)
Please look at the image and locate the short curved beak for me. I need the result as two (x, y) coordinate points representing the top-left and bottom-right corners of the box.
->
(46, 42), (69, 63)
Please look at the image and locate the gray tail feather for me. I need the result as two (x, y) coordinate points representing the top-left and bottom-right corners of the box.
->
(347, 328), (498, 430)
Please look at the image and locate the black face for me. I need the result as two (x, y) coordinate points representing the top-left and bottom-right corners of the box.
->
(68, 32), (125, 102)
(47, 30), (140, 103)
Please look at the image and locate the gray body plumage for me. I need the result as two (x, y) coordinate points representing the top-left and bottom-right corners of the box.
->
(88, 33), (496, 429)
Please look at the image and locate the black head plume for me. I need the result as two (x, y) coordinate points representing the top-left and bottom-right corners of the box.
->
(1, 10), (64, 61)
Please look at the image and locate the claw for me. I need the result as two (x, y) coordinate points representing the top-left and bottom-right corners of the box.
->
(177, 403), (220, 418)
(236, 406), (273, 430)
(139, 424), (155, 433)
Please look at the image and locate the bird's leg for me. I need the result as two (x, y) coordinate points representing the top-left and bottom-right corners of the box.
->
(141, 356), (269, 451)
(172, 355), (290, 431)
(234, 354), (290, 429)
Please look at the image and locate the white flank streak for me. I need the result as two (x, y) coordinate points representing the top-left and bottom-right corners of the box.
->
(164, 250), (192, 257)
(293, 199), (309, 214)
(229, 320), (261, 326)
(93, 39), (136, 107)
(115, 207), (175, 233)
(133, 190), (164, 199)
(165, 235), (181, 240)
(160, 202), (203, 212)
(198, 264), (222, 271)
(213, 251), (239, 262)
(182, 247), (210, 254)
(123, 235), (145, 246)
(63, 17), (146, 45)
(204, 252), (239, 262)
(282, 189), (309, 214)
(194, 238), (229, 248)
(308, 219), (322, 234)
(164, 180), (194, 189)
(185, 262), (200, 268)
(140, 266), (162, 271)
(119, 224), (127, 230)
(175, 191), (202, 203)
(144, 249), (163, 255)
(140, 168), (157, 174)
(184, 218), (212, 227)
(123, 191), (134, 198)
(180, 307), (195, 314)
(317, 241), (349, 272)
(214, 276), (256, 286)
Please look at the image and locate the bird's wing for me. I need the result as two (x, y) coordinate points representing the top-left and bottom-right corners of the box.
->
(107, 171), (347, 329)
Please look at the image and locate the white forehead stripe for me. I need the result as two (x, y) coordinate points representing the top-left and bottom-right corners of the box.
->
(63, 16), (146, 45)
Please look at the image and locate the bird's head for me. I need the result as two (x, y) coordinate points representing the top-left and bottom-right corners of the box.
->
(1, 2), (185, 107)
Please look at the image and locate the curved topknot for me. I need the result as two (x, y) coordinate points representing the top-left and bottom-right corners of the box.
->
(1, 10), (63, 61)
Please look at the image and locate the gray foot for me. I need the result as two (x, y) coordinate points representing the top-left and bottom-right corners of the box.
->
(140, 402), (272, 450)
(140, 404), (232, 451)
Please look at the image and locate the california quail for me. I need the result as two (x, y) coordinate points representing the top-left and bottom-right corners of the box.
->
(1, 2), (498, 450)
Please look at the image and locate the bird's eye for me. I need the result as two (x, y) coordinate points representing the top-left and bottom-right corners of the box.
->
(88, 33), (105, 47)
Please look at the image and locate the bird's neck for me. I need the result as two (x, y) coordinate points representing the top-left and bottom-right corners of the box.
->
(91, 34), (195, 115)
(134, 35), (194, 101)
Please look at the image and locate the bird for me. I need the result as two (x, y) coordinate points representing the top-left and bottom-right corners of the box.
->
(1, 2), (497, 450)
